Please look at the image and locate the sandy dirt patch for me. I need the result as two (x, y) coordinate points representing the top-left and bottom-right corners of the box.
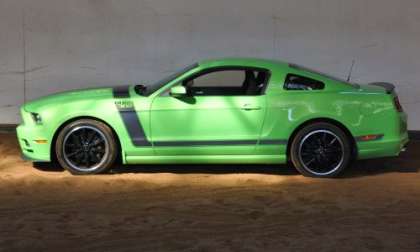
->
(1, 133), (420, 251)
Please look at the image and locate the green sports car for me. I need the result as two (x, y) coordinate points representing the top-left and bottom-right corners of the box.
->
(16, 58), (409, 177)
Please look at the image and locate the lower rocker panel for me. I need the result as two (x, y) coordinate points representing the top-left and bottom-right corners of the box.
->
(125, 155), (286, 165)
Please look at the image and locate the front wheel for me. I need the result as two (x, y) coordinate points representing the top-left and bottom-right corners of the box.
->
(290, 122), (352, 178)
(55, 119), (117, 175)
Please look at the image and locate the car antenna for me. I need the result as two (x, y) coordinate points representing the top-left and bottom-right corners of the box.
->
(346, 59), (355, 82)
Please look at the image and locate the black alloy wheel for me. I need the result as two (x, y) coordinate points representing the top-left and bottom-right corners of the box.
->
(55, 119), (117, 175)
(290, 122), (351, 178)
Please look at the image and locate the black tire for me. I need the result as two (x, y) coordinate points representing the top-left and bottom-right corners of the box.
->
(55, 119), (117, 175)
(290, 122), (351, 178)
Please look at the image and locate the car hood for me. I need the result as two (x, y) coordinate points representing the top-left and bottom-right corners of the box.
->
(23, 87), (115, 112)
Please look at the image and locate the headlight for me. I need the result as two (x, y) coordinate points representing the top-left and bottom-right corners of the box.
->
(31, 112), (43, 125)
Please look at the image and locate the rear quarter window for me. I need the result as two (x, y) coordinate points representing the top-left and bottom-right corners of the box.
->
(284, 74), (325, 91)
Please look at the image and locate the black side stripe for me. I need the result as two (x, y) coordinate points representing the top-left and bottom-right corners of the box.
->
(153, 139), (288, 147)
(154, 140), (258, 147)
(113, 88), (287, 147)
(118, 108), (152, 146)
(259, 139), (288, 145)
(113, 85), (131, 98)
(113, 86), (153, 147)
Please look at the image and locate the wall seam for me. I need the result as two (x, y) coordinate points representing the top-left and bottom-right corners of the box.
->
(22, 7), (26, 104)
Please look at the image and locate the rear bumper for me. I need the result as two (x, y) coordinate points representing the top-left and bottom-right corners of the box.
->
(357, 132), (409, 160)
(16, 124), (51, 162)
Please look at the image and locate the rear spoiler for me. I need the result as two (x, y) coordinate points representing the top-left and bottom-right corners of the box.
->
(369, 82), (395, 94)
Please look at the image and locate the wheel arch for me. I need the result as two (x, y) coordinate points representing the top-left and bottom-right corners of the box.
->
(286, 117), (357, 160)
(50, 116), (123, 164)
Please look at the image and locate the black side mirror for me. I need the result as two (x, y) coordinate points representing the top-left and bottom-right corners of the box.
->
(134, 84), (147, 95)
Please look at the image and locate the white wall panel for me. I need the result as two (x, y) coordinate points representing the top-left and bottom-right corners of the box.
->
(0, 0), (419, 129)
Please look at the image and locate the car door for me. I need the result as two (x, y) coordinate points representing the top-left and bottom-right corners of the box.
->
(150, 67), (269, 156)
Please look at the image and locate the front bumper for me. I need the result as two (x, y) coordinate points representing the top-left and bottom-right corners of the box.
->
(16, 124), (51, 162)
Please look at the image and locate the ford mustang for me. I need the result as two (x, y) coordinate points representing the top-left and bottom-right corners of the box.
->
(16, 58), (409, 177)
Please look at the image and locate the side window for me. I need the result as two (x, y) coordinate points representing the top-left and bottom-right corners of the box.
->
(193, 70), (245, 88)
(284, 74), (325, 91)
(183, 68), (269, 96)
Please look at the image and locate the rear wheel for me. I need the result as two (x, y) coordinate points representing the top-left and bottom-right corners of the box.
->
(290, 122), (351, 178)
(55, 119), (117, 175)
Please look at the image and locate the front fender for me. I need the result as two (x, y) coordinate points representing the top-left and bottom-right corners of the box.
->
(18, 98), (130, 162)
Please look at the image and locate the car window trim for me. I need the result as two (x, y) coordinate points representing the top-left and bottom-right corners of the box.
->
(181, 66), (272, 96)
(144, 63), (199, 96)
(283, 73), (325, 91)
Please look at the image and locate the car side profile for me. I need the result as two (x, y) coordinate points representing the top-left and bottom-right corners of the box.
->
(16, 58), (409, 177)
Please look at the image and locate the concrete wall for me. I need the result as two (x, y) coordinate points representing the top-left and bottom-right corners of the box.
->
(1, 0), (420, 129)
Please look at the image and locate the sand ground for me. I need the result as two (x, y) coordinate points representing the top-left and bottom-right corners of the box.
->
(1, 132), (420, 251)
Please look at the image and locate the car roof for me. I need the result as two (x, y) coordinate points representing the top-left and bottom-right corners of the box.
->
(198, 58), (289, 70)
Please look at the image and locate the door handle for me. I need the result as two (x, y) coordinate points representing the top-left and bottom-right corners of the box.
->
(242, 104), (261, 111)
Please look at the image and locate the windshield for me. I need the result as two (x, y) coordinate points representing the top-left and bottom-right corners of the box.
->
(142, 63), (198, 96)
(289, 63), (359, 87)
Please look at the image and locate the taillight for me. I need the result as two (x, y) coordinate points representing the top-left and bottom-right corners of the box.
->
(393, 96), (403, 112)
